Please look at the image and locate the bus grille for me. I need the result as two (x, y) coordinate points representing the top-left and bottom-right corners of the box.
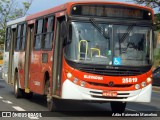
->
(66, 60), (151, 76)
(91, 95), (128, 99)
(78, 67), (146, 76)
(88, 82), (133, 88)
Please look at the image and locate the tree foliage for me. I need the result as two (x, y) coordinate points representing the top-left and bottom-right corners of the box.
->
(0, 0), (33, 44)
(154, 13), (160, 31)
(132, 0), (160, 31)
(133, 0), (160, 9)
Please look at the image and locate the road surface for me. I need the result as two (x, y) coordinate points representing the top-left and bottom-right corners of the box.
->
(0, 78), (159, 120)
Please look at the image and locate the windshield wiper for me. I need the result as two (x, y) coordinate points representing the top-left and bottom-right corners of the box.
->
(119, 23), (135, 54)
(90, 18), (110, 40)
(120, 23), (135, 43)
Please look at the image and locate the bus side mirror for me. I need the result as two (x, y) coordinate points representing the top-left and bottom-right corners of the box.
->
(61, 21), (71, 46)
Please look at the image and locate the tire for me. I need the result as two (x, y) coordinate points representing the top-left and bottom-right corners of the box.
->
(45, 81), (58, 111)
(110, 102), (126, 113)
(47, 98), (59, 111)
(24, 92), (33, 99)
(14, 72), (23, 98)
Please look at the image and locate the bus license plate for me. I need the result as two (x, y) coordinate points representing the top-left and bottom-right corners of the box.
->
(102, 91), (117, 97)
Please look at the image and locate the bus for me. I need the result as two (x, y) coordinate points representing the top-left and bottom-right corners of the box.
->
(3, 1), (154, 112)
(0, 44), (4, 69)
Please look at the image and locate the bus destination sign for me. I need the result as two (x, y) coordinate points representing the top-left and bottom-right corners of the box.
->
(71, 5), (152, 20)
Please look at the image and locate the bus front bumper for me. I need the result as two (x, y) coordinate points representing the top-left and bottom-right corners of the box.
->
(62, 79), (151, 102)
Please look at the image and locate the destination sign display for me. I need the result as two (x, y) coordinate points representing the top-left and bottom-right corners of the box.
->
(71, 5), (152, 20)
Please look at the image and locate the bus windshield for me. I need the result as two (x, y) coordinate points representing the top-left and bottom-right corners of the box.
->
(64, 21), (152, 66)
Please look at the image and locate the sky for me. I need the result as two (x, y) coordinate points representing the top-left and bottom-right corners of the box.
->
(27, 0), (128, 14)
(18, 0), (159, 15)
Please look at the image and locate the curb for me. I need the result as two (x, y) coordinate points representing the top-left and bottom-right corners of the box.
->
(152, 86), (160, 92)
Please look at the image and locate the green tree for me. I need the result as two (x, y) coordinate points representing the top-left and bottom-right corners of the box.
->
(0, 0), (33, 44)
(132, 0), (160, 8)
(131, 1), (160, 67)
(155, 13), (160, 31)
(132, 0), (160, 31)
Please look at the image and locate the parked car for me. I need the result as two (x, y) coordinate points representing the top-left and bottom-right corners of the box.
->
(152, 67), (160, 86)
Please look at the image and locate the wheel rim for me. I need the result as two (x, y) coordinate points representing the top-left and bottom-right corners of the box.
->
(15, 80), (18, 95)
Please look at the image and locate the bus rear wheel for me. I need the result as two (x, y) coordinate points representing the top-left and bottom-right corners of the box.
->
(110, 102), (126, 113)
(14, 72), (23, 98)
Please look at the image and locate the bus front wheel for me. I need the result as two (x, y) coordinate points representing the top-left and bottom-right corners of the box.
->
(47, 98), (58, 111)
(24, 92), (33, 99)
(45, 81), (58, 111)
(110, 102), (126, 113)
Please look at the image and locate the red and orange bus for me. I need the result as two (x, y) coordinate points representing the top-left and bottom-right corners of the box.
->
(3, 1), (154, 112)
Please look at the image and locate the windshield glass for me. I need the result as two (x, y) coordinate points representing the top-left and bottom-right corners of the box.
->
(64, 22), (152, 66)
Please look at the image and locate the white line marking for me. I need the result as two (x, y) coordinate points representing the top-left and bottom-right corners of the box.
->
(0, 96), (3, 99)
(2, 100), (12, 104)
(12, 106), (25, 111)
(126, 108), (137, 112)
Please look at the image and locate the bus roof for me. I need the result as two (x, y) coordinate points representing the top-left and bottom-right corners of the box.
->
(26, 3), (68, 21)
(25, 1), (153, 21)
(7, 16), (26, 26)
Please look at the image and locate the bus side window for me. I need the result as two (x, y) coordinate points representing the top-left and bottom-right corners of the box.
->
(5, 27), (11, 51)
(43, 16), (54, 49)
(20, 24), (27, 50)
(15, 25), (22, 51)
(34, 19), (43, 50)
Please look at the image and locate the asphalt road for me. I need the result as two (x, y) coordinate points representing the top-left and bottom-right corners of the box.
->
(0, 77), (160, 120)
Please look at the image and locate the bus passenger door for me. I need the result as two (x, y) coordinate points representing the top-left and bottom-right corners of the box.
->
(8, 27), (16, 84)
(24, 23), (34, 93)
(52, 13), (66, 96)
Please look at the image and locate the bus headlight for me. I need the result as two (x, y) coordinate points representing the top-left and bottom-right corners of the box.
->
(67, 72), (72, 79)
(147, 77), (152, 83)
(135, 84), (140, 90)
(141, 82), (146, 87)
(73, 78), (78, 84)
(80, 81), (86, 87)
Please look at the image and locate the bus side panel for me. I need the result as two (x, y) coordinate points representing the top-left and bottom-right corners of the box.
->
(41, 52), (53, 93)
(2, 52), (9, 83)
(29, 51), (43, 94)
(18, 52), (25, 89)
(28, 52), (53, 95)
